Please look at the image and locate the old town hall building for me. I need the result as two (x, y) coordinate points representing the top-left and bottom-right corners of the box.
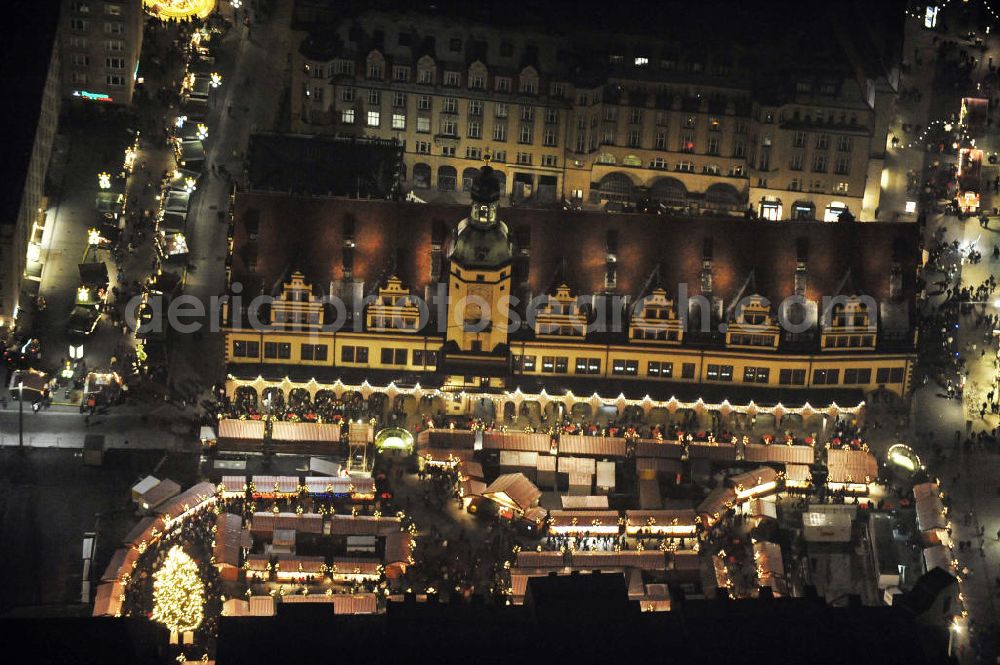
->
(223, 165), (918, 407)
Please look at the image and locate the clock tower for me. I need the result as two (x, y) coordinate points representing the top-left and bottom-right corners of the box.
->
(443, 165), (513, 388)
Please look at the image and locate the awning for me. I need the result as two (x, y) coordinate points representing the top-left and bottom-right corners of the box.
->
(557, 456), (596, 475)
(482, 473), (542, 513)
(915, 487), (947, 532)
(638, 478), (663, 510)
(459, 477), (486, 498)
(688, 443), (737, 462)
(635, 440), (683, 458)
(122, 516), (156, 547)
(327, 515), (401, 536)
(304, 476), (355, 495)
(753, 541), (787, 595)
(727, 467), (781, 499)
(483, 432), (551, 453)
(222, 599), (250, 616)
(218, 418), (265, 441)
(249, 596), (276, 616)
(272, 422), (342, 443)
(219, 476), (247, 497)
(561, 495), (609, 510)
(558, 435), (626, 458)
(250, 512), (323, 534)
(744, 444), (814, 465)
(214, 513), (244, 567)
(458, 460), (484, 480)
(92, 582), (124, 617)
(333, 593), (378, 615)
(139, 478), (181, 510)
(153, 481), (215, 518)
(384, 531), (414, 566)
(424, 429), (476, 450)
(102, 548), (129, 582)
(516, 550), (565, 568)
(827, 449), (878, 485)
(276, 555), (325, 576)
(697, 487), (737, 524)
(500, 450), (538, 467)
(923, 545), (955, 573)
(549, 510), (620, 534)
(636, 457), (683, 478)
(625, 509), (698, 536)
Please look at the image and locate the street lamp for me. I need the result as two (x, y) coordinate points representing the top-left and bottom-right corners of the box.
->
(98, 172), (112, 189)
(949, 620), (963, 657)
(69, 344), (84, 361)
(16, 380), (24, 450)
(210, 72), (222, 88)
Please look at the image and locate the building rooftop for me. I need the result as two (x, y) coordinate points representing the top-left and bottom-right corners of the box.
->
(230, 192), (919, 325)
(246, 133), (403, 199)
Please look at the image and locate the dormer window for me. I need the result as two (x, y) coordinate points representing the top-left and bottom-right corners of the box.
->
(534, 284), (586, 337)
(630, 288), (682, 343)
(367, 276), (421, 332)
(820, 297), (876, 350)
(271, 271), (323, 329)
(726, 295), (779, 349)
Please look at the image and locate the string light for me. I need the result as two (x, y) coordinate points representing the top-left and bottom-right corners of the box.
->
(151, 545), (206, 634)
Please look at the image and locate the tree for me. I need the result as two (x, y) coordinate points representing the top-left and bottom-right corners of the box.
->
(151, 545), (205, 634)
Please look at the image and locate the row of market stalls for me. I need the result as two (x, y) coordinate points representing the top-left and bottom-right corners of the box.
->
(67, 262), (110, 338)
(217, 473), (377, 501)
(212, 418), (374, 454)
(221, 593), (378, 617)
(913, 481), (955, 578)
(96, 476), (415, 619)
(94, 481), (218, 617)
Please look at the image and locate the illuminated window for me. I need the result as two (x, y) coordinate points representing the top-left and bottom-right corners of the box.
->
(366, 110), (380, 126)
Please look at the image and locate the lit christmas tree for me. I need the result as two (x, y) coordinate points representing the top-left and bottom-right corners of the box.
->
(151, 545), (205, 634)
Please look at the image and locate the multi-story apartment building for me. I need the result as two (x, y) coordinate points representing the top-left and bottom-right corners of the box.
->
(289, 3), (902, 221)
(60, 0), (144, 105)
(223, 167), (919, 407)
(0, 3), (62, 329)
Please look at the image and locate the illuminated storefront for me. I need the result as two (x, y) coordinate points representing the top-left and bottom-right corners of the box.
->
(143, 0), (217, 19)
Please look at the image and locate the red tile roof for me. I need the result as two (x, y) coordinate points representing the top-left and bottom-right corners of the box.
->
(231, 192), (919, 306)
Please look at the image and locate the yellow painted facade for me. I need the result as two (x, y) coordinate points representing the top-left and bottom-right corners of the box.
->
(225, 276), (913, 399)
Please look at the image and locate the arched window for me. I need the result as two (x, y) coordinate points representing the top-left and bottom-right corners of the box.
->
(493, 170), (507, 196)
(622, 154), (642, 167)
(462, 167), (479, 192)
(598, 172), (634, 202)
(438, 166), (457, 191)
(791, 200), (815, 220)
(412, 163), (431, 189)
(649, 177), (687, 205)
(704, 183), (741, 211)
